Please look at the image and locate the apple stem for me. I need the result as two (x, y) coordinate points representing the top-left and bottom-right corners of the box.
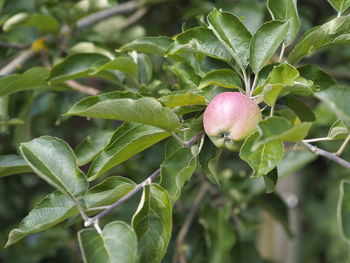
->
(279, 43), (286, 63)
(249, 73), (259, 97)
(171, 131), (204, 148)
(336, 134), (350, 156)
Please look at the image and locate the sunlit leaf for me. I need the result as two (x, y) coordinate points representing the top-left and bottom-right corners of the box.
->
(118, 36), (173, 55)
(267, 0), (299, 45)
(250, 21), (290, 74)
(66, 91), (181, 131)
(207, 9), (252, 67)
(198, 69), (242, 91)
(167, 27), (234, 64)
(240, 132), (284, 177)
(288, 16), (350, 64)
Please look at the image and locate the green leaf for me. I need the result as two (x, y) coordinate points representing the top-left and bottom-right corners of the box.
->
(91, 56), (138, 79)
(75, 130), (114, 166)
(199, 137), (220, 184)
(316, 86), (350, 129)
(0, 155), (32, 177)
(20, 136), (88, 199)
(88, 122), (170, 180)
(277, 150), (317, 177)
(78, 222), (137, 263)
(240, 132), (284, 177)
(250, 21), (290, 74)
(263, 168), (278, 193)
(298, 64), (336, 90)
(207, 9), (252, 67)
(198, 69), (242, 91)
(337, 180), (350, 244)
(6, 176), (136, 247)
(118, 36), (173, 55)
(328, 120), (349, 139)
(256, 63), (299, 105)
(84, 176), (136, 208)
(167, 27), (233, 64)
(3, 13), (59, 33)
(253, 193), (292, 236)
(66, 91), (181, 131)
(328, 0), (350, 13)
(6, 191), (77, 247)
(200, 203), (236, 263)
(169, 62), (201, 89)
(285, 97), (316, 122)
(49, 53), (110, 84)
(158, 91), (206, 108)
(160, 139), (197, 201)
(137, 53), (153, 85)
(256, 117), (311, 147)
(132, 184), (172, 263)
(0, 67), (50, 96)
(288, 16), (350, 64)
(257, 64), (316, 106)
(267, 0), (300, 45)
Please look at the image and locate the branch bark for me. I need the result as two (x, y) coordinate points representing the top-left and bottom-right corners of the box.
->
(65, 80), (100, 95)
(76, 1), (138, 30)
(173, 181), (210, 263)
(0, 1), (140, 76)
(0, 49), (35, 76)
(0, 41), (29, 49)
(84, 132), (204, 227)
(301, 141), (350, 169)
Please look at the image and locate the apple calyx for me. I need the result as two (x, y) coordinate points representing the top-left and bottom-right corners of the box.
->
(203, 92), (262, 149)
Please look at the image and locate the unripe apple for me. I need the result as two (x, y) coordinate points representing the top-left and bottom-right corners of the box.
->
(203, 92), (262, 149)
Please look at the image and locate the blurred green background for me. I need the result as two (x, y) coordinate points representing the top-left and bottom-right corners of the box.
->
(1, 0), (350, 262)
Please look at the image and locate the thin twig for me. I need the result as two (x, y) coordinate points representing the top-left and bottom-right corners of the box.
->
(116, 7), (148, 31)
(301, 141), (350, 169)
(336, 134), (350, 156)
(0, 41), (29, 49)
(76, 1), (138, 30)
(279, 43), (286, 63)
(84, 132), (204, 227)
(0, 49), (35, 76)
(0, 1), (140, 77)
(85, 168), (160, 227)
(303, 137), (333, 143)
(173, 182), (210, 263)
(65, 80), (100, 95)
(249, 73), (259, 97)
(171, 132), (204, 148)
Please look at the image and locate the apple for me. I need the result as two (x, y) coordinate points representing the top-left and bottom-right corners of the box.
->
(203, 92), (262, 149)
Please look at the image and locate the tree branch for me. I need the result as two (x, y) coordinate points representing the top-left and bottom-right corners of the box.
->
(116, 7), (148, 31)
(301, 141), (350, 169)
(173, 181), (210, 263)
(0, 41), (29, 49)
(76, 1), (138, 30)
(0, 49), (35, 76)
(0, 1), (140, 76)
(65, 80), (100, 95)
(84, 132), (205, 227)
